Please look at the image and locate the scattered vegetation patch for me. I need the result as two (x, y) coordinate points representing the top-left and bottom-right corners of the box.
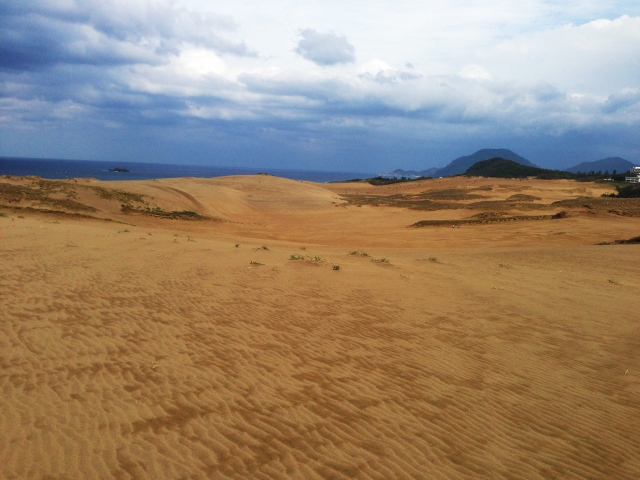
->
(289, 254), (325, 263)
(249, 260), (264, 265)
(602, 185), (640, 198)
(348, 251), (371, 257)
(341, 191), (550, 213)
(118, 229), (130, 233)
(499, 185), (532, 192)
(428, 257), (438, 262)
(0, 182), (96, 212)
(506, 194), (542, 201)
(92, 186), (146, 204)
(420, 189), (487, 201)
(467, 200), (549, 211)
(130, 206), (210, 220)
(597, 236), (640, 245)
(156, 209), (203, 219)
(410, 211), (567, 227)
(0, 212), (7, 217)
(331, 176), (434, 185)
(332, 264), (341, 270)
(371, 257), (390, 263)
(330, 178), (365, 183)
(365, 176), (433, 186)
(553, 197), (640, 217)
(341, 193), (465, 211)
(471, 212), (506, 220)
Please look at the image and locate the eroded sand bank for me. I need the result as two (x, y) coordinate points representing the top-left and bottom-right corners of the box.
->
(1, 174), (639, 479)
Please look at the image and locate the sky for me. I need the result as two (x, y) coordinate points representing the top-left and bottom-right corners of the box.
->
(1, 0), (639, 172)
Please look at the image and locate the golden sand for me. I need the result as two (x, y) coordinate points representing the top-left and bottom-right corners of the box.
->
(1, 174), (639, 479)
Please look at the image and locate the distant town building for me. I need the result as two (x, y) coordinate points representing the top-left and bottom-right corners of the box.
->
(626, 166), (640, 182)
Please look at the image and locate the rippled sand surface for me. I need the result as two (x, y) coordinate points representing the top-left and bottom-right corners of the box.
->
(1, 175), (639, 479)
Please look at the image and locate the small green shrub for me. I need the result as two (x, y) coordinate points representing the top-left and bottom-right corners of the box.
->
(290, 254), (325, 263)
(428, 257), (438, 262)
(332, 264), (340, 270)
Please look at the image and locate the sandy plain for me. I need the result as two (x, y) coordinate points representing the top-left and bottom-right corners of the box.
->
(1, 173), (639, 479)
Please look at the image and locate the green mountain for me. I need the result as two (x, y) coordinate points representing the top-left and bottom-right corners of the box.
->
(465, 158), (574, 179)
(436, 149), (536, 177)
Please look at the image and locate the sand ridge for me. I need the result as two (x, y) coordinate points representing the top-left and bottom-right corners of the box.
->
(1, 174), (639, 479)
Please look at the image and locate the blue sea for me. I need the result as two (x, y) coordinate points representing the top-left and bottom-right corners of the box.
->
(0, 157), (373, 183)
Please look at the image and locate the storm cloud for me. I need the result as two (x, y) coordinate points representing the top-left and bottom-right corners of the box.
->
(0, 0), (252, 71)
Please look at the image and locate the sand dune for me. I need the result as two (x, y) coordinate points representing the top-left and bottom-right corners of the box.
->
(1, 174), (639, 479)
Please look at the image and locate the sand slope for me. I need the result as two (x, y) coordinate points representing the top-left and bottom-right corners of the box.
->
(1, 175), (639, 479)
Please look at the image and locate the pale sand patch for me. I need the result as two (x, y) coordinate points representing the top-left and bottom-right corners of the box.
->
(1, 175), (639, 479)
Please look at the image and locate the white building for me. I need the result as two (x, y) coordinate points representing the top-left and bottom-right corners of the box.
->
(625, 176), (640, 183)
(630, 166), (640, 174)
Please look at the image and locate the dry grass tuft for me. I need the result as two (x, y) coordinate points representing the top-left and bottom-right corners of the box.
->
(371, 257), (390, 263)
(290, 254), (325, 263)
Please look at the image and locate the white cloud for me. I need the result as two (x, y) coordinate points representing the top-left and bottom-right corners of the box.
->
(295, 29), (355, 66)
(459, 65), (492, 80)
(359, 60), (393, 76)
(483, 14), (640, 93)
(176, 49), (229, 78)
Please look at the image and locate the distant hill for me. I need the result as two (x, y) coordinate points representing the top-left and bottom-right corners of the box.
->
(436, 149), (536, 177)
(383, 168), (439, 178)
(565, 157), (636, 174)
(465, 158), (574, 179)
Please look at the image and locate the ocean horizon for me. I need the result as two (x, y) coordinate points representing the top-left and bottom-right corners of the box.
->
(0, 157), (375, 183)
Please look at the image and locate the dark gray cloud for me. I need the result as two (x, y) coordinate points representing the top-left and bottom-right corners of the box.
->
(295, 29), (355, 66)
(0, 1), (252, 72)
(602, 90), (640, 113)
